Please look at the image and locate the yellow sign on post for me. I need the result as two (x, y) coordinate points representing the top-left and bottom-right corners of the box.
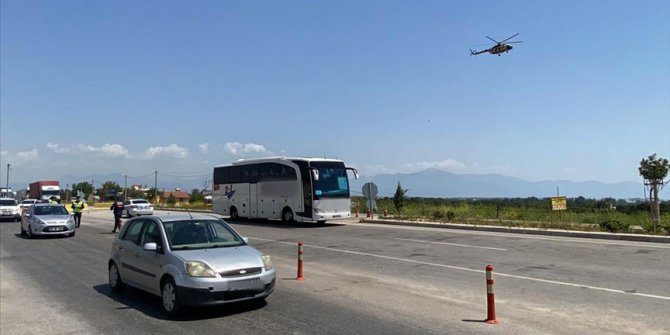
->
(551, 196), (567, 211)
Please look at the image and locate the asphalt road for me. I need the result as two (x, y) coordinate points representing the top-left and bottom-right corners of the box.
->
(1, 209), (668, 335)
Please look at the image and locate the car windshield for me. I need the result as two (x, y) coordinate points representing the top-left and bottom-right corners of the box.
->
(21, 200), (36, 204)
(33, 206), (69, 216)
(0, 199), (18, 206)
(163, 219), (245, 250)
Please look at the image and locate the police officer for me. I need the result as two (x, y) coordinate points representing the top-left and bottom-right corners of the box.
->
(110, 197), (125, 233)
(71, 195), (85, 228)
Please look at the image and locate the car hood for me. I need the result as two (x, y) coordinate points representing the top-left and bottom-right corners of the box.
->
(172, 245), (263, 271)
(34, 214), (71, 222)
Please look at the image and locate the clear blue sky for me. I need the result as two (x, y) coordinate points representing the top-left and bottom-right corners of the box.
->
(1, 0), (669, 188)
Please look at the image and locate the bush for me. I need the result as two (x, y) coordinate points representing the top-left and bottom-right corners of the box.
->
(599, 219), (630, 233)
(446, 211), (456, 221)
(431, 210), (445, 221)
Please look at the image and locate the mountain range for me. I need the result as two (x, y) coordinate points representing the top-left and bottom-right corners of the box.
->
(7, 169), (660, 199)
(349, 169), (651, 199)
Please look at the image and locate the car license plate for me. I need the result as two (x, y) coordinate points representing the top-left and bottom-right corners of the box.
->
(333, 215), (341, 218)
(229, 278), (262, 291)
(48, 227), (62, 232)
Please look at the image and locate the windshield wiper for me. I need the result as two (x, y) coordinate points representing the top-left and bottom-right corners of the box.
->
(171, 246), (191, 250)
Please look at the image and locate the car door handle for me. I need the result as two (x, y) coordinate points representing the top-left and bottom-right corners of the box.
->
(117, 246), (124, 251)
(134, 252), (140, 258)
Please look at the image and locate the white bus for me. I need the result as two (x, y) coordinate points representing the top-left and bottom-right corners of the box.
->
(212, 157), (358, 223)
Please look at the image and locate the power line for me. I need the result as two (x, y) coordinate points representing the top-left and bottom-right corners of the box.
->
(159, 172), (211, 178)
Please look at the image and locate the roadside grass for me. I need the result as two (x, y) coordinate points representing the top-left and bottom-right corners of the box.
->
(359, 197), (670, 235)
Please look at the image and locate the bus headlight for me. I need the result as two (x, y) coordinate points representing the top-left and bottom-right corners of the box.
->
(185, 261), (217, 277)
(262, 255), (274, 271)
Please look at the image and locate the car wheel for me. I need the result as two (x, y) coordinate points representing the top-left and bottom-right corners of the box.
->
(230, 206), (239, 220)
(26, 225), (33, 239)
(20, 223), (26, 236)
(161, 277), (181, 317)
(109, 262), (125, 293)
(282, 207), (294, 223)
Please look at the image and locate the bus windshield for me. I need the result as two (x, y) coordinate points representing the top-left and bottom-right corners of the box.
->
(311, 161), (349, 199)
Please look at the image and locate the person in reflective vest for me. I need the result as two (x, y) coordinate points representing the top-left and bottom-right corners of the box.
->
(71, 195), (85, 228)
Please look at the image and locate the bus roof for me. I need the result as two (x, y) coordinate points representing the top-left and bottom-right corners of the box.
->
(213, 156), (345, 168)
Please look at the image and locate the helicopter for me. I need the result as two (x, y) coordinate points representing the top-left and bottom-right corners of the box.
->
(470, 33), (522, 56)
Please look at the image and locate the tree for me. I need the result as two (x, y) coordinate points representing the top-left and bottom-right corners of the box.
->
(127, 187), (145, 200)
(393, 182), (408, 213)
(146, 187), (159, 204)
(99, 181), (122, 201)
(167, 194), (176, 207)
(190, 188), (205, 203)
(639, 154), (669, 229)
(72, 182), (94, 199)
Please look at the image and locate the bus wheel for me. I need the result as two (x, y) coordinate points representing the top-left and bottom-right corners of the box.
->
(282, 207), (294, 223)
(230, 207), (239, 220)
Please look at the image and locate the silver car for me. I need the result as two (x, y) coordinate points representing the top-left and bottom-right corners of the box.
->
(123, 199), (154, 217)
(108, 213), (276, 316)
(21, 203), (76, 238)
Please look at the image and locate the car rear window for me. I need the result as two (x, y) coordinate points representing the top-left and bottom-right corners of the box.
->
(133, 200), (149, 204)
(0, 200), (18, 206)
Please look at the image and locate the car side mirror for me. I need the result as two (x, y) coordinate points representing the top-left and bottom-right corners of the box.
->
(143, 242), (158, 251)
(242, 237), (249, 244)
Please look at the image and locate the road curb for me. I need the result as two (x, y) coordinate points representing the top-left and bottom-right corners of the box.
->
(361, 219), (670, 243)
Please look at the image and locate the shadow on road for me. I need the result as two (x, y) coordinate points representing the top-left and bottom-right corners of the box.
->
(227, 218), (346, 229)
(92, 284), (267, 321)
(13, 233), (70, 240)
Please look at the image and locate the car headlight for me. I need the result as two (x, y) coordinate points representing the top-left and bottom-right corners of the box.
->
(262, 255), (274, 271)
(185, 261), (216, 278)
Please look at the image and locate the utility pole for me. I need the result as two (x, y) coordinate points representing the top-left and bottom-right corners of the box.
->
(122, 174), (128, 201)
(153, 170), (158, 204)
(91, 180), (95, 206)
(5, 163), (11, 195)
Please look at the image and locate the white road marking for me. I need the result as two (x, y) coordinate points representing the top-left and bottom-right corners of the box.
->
(355, 223), (670, 249)
(251, 237), (670, 301)
(395, 237), (507, 251)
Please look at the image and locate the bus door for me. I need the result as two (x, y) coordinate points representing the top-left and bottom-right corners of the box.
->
(249, 183), (258, 219)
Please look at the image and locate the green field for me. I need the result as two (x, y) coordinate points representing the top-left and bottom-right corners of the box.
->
(353, 196), (670, 235)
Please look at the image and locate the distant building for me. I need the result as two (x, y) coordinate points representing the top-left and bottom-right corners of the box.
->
(161, 190), (191, 205)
